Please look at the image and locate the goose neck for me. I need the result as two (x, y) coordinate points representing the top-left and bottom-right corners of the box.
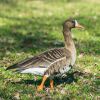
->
(63, 29), (74, 49)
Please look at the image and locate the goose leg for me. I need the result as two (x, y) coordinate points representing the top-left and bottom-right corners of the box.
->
(50, 79), (54, 90)
(37, 75), (48, 91)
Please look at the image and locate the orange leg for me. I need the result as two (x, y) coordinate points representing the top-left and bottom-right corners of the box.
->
(50, 79), (54, 90)
(37, 75), (48, 91)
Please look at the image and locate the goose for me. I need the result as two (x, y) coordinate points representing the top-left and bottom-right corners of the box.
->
(6, 18), (84, 91)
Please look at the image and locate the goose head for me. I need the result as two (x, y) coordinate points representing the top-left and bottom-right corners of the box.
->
(63, 18), (84, 30)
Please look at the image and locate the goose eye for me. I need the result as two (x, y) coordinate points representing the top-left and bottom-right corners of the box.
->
(72, 20), (75, 23)
(72, 20), (75, 26)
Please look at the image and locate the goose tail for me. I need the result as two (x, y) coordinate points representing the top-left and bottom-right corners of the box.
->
(6, 57), (47, 76)
(6, 57), (34, 72)
(6, 63), (20, 72)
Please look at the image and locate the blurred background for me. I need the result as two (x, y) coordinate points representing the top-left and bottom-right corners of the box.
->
(0, 0), (100, 99)
(0, 0), (100, 63)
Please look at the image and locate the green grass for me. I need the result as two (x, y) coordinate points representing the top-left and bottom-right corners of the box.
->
(0, 0), (100, 99)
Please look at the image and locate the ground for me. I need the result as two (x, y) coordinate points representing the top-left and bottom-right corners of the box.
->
(0, 0), (100, 100)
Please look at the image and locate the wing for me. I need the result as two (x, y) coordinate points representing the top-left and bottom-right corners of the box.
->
(6, 47), (67, 72)
(44, 52), (71, 77)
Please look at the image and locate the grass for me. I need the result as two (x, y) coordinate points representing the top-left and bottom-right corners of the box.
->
(0, 0), (100, 99)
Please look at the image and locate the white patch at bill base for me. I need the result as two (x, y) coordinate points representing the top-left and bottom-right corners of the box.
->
(74, 20), (78, 27)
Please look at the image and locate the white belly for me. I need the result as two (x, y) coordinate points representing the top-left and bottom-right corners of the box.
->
(21, 68), (47, 76)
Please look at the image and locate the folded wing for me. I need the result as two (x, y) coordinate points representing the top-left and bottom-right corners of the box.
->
(6, 47), (67, 73)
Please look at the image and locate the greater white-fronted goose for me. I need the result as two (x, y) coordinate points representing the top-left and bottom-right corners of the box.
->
(6, 18), (84, 91)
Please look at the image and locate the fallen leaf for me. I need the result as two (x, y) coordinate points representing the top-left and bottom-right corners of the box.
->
(60, 89), (66, 94)
(84, 68), (91, 73)
(78, 53), (84, 58)
(13, 92), (20, 100)
(28, 94), (32, 98)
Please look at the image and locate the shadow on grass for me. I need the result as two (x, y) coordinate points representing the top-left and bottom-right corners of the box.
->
(0, 15), (63, 60)
(0, 0), (18, 6)
(11, 71), (84, 87)
(0, 14), (100, 68)
(0, 15), (100, 59)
